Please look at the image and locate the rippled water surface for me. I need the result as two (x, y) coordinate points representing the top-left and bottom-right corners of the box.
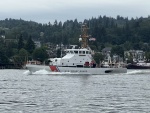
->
(0, 69), (150, 113)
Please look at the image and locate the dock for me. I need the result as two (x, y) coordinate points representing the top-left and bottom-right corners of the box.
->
(0, 63), (23, 69)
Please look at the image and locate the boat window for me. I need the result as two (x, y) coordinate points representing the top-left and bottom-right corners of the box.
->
(74, 51), (78, 54)
(66, 51), (69, 54)
(83, 51), (85, 54)
(79, 51), (82, 54)
(70, 51), (74, 54)
(86, 51), (89, 54)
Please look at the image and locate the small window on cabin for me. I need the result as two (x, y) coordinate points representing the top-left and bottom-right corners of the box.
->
(79, 51), (82, 54)
(74, 51), (78, 54)
(66, 51), (69, 54)
(86, 51), (88, 54)
(70, 51), (73, 54)
(83, 51), (85, 54)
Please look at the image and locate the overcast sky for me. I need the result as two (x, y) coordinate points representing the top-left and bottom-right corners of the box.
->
(0, 0), (149, 24)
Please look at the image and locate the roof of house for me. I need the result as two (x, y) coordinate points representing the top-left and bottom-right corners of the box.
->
(102, 47), (112, 52)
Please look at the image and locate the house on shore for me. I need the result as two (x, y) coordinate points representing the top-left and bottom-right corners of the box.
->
(124, 50), (145, 63)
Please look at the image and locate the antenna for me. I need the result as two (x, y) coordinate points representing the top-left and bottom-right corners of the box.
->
(80, 23), (89, 48)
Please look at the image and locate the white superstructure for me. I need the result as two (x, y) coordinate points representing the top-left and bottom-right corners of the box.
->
(49, 48), (93, 67)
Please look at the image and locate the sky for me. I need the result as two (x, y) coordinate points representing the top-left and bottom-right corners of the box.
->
(0, 0), (149, 24)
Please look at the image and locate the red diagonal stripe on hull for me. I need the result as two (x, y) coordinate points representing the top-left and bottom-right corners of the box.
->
(49, 66), (58, 72)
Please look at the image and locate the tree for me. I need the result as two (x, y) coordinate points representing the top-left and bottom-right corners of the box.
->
(93, 52), (104, 65)
(25, 36), (35, 54)
(145, 52), (150, 62)
(17, 34), (24, 50)
(57, 49), (61, 58)
(18, 48), (28, 62)
(111, 45), (124, 58)
(32, 47), (49, 62)
(0, 51), (9, 64)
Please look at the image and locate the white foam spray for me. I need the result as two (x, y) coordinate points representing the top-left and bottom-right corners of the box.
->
(126, 69), (150, 75)
(23, 70), (31, 75)
(25, 69), (79, 75)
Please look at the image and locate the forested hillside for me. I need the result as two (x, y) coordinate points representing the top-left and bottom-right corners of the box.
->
(1, 15), (150, 64)
(1, 16), (150, 49)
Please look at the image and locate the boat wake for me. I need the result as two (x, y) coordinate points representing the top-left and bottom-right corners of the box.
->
(33, 69), (51, 75)
(23, 69), (82, 75)
(126, 69), (150, 75)
(23, 70), (31, 75)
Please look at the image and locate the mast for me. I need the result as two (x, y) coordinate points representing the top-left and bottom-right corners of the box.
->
(79, 23), (89, 48)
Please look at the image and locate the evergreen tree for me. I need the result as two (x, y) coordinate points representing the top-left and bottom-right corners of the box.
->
(111, 45), (124, 58)
(57, 49), (61, 58)
(18, 48), (28, 62)
(25, 36), (35, 54)
(18, 34), (24, 51)
(0, 50), (9, 64)
(93, 52), (104, 66)
(32, 47), (49, 62)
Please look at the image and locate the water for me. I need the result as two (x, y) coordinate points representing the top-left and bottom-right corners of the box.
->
(0, 69), (150, 113)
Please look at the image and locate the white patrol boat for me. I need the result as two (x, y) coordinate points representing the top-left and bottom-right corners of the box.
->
(26, 24), (127, 74)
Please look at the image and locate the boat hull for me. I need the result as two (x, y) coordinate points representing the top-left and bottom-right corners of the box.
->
(26, 64), (127, 74)
(126, 64), (150, 69)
